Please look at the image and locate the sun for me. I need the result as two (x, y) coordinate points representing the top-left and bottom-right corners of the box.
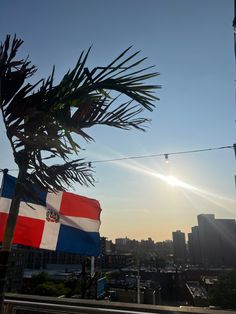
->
(164, 175), (182, 186)
(151, 173), (195, 190)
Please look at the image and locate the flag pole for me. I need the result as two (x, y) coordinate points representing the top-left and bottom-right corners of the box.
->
(0, 169), (8, 314)
(0, 169), (8, 196)
(137, 258), (141, 304)
(91, 256), (95, 277)
(81, 257), (87, 298)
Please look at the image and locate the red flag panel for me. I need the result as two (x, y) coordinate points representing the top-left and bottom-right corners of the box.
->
(59, 192), (101, 220)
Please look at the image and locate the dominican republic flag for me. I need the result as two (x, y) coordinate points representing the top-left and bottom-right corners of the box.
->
(0, 174), (101, 256)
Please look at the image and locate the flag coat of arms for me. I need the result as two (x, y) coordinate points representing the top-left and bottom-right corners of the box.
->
(0, 174), (101, 256)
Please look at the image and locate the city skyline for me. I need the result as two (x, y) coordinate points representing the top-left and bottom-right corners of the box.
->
(0, 0), (236, 242)
(103, 212), (236, 245)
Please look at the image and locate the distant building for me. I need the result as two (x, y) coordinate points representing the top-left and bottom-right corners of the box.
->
(140, 237), (155, 251)
(197, 214), (219, 266)
(105, 239), (115, 255)
(215, 218), (236, 265)
(188, 214), (236, 267)
(5, 245), (27, 292)
(115, 237), (129, 251)
(100, 237), (107, 255)
(188, 226), (202, 265)
(172, 230), (187, 264)
(100, 253), (134, 269)
(155, 240), (173, 260)
(25, 247), (82, 269)
(185, 281), (209, 307)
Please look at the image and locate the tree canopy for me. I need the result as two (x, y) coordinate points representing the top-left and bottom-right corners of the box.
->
(209, 269), (236, 309)
(0, 35), (160, 193)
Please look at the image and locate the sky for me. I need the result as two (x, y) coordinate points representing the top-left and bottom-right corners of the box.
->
(0, 0), (235, 242)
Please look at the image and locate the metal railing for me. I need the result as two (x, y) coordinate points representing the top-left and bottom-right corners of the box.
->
(3, 294), (236, 314)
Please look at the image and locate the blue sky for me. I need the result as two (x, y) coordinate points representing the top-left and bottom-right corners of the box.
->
(0, 0), (235, 241)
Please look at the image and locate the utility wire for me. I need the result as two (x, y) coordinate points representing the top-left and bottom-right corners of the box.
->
(90, 145), (233, 164)
(0, 168), (18, 172)
(0, 145), (234, 172)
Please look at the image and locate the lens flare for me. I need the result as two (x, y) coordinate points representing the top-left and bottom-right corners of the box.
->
(109, 158), (236, 209)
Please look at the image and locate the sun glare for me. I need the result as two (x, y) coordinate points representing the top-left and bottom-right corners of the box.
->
(151, 172), (196, 190)
(164, 175), (186, 187)
(111, 158), (236, 208)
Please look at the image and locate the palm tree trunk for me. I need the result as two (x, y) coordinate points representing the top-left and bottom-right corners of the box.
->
(0, 167), (26, 314)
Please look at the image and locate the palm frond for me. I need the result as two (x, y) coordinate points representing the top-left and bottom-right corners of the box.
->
(0, 35), (160, 191)
(46, 47), (160, 111)
(70, 95), (150, 132)
(0, 35), (36, 106)
(28, 159), (94, 192)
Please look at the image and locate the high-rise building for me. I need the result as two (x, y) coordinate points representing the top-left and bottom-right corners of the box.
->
(172, 230), (187, 264)
(188, 214), (236, 267)
(115, 237), (129, 251)
(188, 226), (201, 265)
(215, 218), (236, 265)
(197, 214), (218, 266)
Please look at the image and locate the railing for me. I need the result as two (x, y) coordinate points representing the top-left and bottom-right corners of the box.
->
(3, 294), (236, 314)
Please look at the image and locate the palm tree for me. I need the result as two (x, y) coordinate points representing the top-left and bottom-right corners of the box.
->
(0, 35), (160, 311)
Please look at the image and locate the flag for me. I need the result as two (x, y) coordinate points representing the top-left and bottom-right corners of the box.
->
(0, 174), (101, 256)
